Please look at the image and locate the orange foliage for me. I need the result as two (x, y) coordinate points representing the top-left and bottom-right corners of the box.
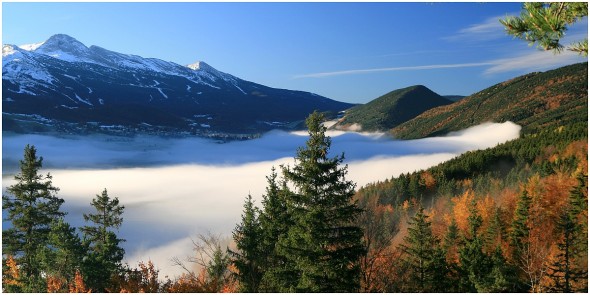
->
(429, 196), (452, 237)
(563, 140), (588, 174)
(4, 256), (21, 288)
(451, 189), (475, 233)
(497, 187), (518, 218)
(68, 270), (90, 293)
(47, 275), (65, 293)
(166, 273), (202, 293)
(112, 260), (161, 293)
(476, 195), (496, 228)
(420, 171), (437, 191)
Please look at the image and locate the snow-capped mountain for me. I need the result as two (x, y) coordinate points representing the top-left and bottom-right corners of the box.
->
(3, 34), (352, 135)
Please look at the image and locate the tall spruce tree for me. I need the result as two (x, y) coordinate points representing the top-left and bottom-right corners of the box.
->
(38, 218), (88, 292)
(257, 168), (297, 292)
(230, 194), (264, 292)
(81, 188), (125, 292)
(277, 111), (365, 292)
(2, 145), (65, 292)
(510, 189), (532, 260)
(398, 206), (448, 292)
(458, 198), (492, 292)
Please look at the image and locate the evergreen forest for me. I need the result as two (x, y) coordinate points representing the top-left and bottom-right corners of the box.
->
(2, 109), (587, 292)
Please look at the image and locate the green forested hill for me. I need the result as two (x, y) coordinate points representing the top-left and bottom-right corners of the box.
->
(354, 62), (588, 293)
(333, 85), (452, 131)
(392, 62), (588, 139)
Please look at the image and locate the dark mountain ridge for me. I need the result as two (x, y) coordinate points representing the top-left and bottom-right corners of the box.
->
(332, 85), (452, 131)
(392, 62), (588, 139)
(2, 34), (353, 136)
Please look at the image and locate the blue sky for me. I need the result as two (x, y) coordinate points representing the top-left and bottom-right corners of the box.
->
(2, 2), (588, 104)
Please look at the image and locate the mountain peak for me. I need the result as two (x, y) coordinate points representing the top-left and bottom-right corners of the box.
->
(332, 84), (453, 131)
(39, 34), (87, 50)
(187, 61), (215, 72)
(34, 34), (93, 62)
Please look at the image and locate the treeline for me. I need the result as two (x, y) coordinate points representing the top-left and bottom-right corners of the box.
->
(2, 114), (588, 292)
(2, 112), (366, 293)
(354, 121), (588, 292)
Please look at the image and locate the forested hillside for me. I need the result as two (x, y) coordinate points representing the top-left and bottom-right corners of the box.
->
(3, 63), (587, 293)
(393, 62), (588, 139)
(354, 94), (588, 291)
(333, 85), (452, 131)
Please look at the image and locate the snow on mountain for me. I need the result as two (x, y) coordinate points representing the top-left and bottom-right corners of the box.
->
(34, 34), (98, 64)
(5, 34), (240, 90)
(2, 44), (55, 86)
(2, 34), (353, 135)
(3, 44), (19, 57)
(18, 41), (45, 51)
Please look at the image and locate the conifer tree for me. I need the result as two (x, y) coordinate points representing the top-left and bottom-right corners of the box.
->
(398, 206), (448, 292)
(81, 188), (125, 292)
(458, 198), (492, 292)
(230, 194), (263, 292)
(257, 168), (297, 292)
(2, 145), (65, 292)
(443, 218), (461, 292)
(485, 207), (506, 251)
(277, 111), (365, 292)
(500, 2), (588, 55)
(510, 189), (532, 260)
(38, 218), (87, 292)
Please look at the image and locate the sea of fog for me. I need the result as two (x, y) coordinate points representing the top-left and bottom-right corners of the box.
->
(2, 122), (520, 277)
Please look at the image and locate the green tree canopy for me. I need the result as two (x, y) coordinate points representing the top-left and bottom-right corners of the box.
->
(275, 111), (366, 292)
(81, 188), (126, 292)
(500, 2), (588, 55)
(2, 145), (65, 292)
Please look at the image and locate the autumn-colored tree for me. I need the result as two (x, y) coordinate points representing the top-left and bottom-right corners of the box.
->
(46, 275), (65, 293)
(357, 194), (398, 292)
(3, 256), (22, 292)
(69, 270), (90, 293)
(546, 173), (588, 292)
(172, 233), (233, 293)
(112, 261), (161, 293)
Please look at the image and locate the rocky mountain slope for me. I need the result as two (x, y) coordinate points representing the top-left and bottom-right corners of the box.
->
(2, 34), (353, 136)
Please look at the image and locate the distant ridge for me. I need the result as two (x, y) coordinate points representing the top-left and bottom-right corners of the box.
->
(2, 34), (353, 136)
(332, 85), (452, 131)
(392, 62), (588, 139)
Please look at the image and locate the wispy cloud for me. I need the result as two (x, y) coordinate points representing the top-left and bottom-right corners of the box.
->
(484, 49), (586, 75)
(443, 15), (514, 42)
(293, 62), (494, 79)
(293, 49), (586, 79)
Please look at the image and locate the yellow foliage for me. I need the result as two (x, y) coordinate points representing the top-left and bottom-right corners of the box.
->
(451, 189), (475, 233)
(4, 256), (21, 288)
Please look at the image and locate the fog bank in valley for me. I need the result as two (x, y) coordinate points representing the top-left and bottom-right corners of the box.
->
(2, 122), (520, 277)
